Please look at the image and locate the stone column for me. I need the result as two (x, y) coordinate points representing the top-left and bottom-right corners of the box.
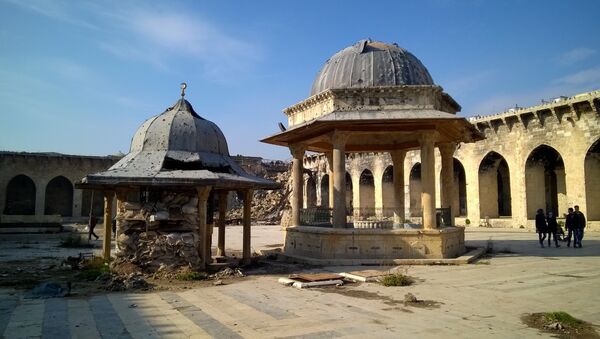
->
(439, 143), (457, 226)
(242, 189), (253, 264)
(114, 190), (127, 254)
(289, 145), (305, 226)
(332, 131), (350, 228)
(419, 132), (438, 229)
(216, 191), (228, 257)
(102, 191), (114, 261)
(391, 150), (407, 226)
(196, 186), (211, 269)
(326, 152), (334, 209)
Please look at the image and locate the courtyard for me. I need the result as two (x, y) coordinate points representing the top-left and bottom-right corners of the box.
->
(1, 226), (599, 338)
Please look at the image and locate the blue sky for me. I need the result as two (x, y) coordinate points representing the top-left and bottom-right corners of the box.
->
(1, 0), (599, 160)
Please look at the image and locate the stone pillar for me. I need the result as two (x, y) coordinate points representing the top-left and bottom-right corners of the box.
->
(102, 191), (114, 261)
(332, 132), (349, 228)
(373, 158), (384, 218)
(73, 189), (82, 218)
(439, 143), (457, 226)
(114, 190), (127, 254)
(419, 132), (438, 229)
(35, 179), (46, 216)
(326, 152), (334, 209)
(216, 191), (228, 257)
(196, 186), (211, 269)
(242, 189), (253, 264)
(391, 150), (407, 226)
(290, 145), (305, 226)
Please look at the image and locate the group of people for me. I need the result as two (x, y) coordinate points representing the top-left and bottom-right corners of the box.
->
(535, 205), (586, 248)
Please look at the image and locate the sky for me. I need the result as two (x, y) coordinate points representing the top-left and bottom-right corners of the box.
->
(1, 0), (599, 160)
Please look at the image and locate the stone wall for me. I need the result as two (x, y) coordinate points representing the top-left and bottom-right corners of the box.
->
(301, 90), (600, 230)
(115, 190), (201, 270)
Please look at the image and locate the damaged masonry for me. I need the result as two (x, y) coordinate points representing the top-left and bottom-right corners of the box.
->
(76, 84), (279, 271)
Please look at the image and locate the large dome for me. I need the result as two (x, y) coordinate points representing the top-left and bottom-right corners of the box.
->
(310, 39), (434, 96)
(130, 98), (229, 155)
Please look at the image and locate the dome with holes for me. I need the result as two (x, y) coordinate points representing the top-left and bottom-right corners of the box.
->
(310, 39), (434, 96)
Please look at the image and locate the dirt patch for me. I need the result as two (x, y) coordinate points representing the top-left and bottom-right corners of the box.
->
(317, 287), (442, 309)
(522, 312), (599, 339)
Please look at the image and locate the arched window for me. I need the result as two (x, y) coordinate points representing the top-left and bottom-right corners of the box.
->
(381, 166), (394, 217)
(585, 139), (600, 220)
(525, 145), (565, 218)
(305, 176), (317, 208)
(409, 163), (422, 217)
(454, 159), (468, 216)
(45, 176), (73, 216)
(479, 152), (512, 218)
(359, 169), (375, 218)
(4, 175), (36, 215)
(320, 174), (329, 207)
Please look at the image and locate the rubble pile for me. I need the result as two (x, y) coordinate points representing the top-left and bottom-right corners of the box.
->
(104, 272), (150, 291)
(116, 191), (202, 270)
(227, 170), (291, 224)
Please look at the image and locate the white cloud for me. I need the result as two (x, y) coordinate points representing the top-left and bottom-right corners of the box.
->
(557, 47), (596, 65)
(3, 0), (99, 30)
(553, 67), (600, 86)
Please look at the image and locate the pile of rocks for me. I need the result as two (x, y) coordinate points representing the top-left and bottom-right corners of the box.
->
(116, 191), (202, 270)
(227, 170), (291, 224)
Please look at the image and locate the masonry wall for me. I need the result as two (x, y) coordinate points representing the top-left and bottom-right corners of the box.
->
(301, 91), (600, 230)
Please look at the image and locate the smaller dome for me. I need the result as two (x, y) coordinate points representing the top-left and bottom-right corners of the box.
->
(311, 40), (434, 96)
(130, 99), (229, 155)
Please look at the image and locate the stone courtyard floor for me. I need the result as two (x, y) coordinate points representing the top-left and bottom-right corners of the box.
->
(1, 226), (599, 338)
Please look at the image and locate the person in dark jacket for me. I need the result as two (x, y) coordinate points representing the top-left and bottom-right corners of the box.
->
(88, 214), (99, 241)
(565, 207), (575, 247)
(535, 209), (547, 248)
(573, 205), (586, 248)
(546, 211), (560, 247)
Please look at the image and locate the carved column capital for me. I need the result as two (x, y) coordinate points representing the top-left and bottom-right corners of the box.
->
(438, 143), (457, 158)
(330, 130), (351, 148)
(289, 144), (306, 159)
(417, 130), (439, 146)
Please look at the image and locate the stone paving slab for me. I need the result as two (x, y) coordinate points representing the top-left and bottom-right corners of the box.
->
(1, 228), (599, 338)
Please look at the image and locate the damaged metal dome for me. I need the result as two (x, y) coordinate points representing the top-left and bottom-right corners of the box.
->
(78, 95), (279, 190)
(310, 39), (434, 96)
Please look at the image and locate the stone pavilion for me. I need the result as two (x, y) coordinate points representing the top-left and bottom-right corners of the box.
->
(262, 40), (484, 263)
(77, 85), (278, 269)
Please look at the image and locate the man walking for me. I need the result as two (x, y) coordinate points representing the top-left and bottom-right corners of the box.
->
(88, 214), (99, 241)
(535, 209), (547, 248)
(565, 207), (575, 247)
(573, 205), (586, 248)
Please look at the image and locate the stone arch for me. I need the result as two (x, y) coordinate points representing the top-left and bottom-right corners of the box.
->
(409, 163), (422, 217)
(525, 145), (566, 219)
(4, 174), (36, 215)
(44, 176), (73, 216)
(382, 166), (394, 217)
(454, 158), (468, 217)
(585, 138), (600, 220)
(359, 169), (375, 217)
(305, 175), (317, 208)
(479, 151), (512, 218)
(81, 190), (104, 217)
(320, 174), (329, 207)
(345, 172), (353, 216)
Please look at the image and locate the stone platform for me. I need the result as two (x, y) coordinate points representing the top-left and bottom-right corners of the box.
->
(283, 225), (465, 265)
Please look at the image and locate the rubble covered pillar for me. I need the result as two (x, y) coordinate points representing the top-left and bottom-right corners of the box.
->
(332, 131), (350, 228)
(242, 189), (253, 264)
(216, 191), (228, 257)
(440, 143), (457, 226)
(419, 131), (438, 229)
(196, 186), (212, 269)
(391, 150), (407, 226)
(102, 190), (114, 261)
(290, 144), (305, 226)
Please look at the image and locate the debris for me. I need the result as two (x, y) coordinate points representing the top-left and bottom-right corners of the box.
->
(213, 280), (224, 286)
(292, 280), (343, 289)
(278, 278), (295, 286)
(210, 267), (245, 280)
(27, 282), (65, 299)
(105, 273), (150, 291)
(128, 304), (138, 308)
(339, 270), (389, 282)
(404, 293), (418, 303)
